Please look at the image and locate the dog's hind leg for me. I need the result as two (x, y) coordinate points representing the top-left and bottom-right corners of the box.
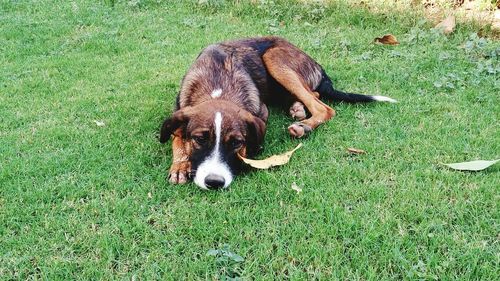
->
(263, 49), (335, 137)
(168, 129), (192, 184)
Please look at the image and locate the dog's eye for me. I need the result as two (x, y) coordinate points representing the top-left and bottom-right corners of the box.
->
(193, 135), (208, 145)
(230, 138), (244, 149)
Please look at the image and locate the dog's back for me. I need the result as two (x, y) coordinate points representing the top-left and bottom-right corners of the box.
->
(176, 39), (270, 116)
(176, 37), (324, 113)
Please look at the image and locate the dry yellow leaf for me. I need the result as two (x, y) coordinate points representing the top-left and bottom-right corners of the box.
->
(435, 15), (456, 35)
(347, 147), (366, 154)
(374, 34), (399, 45)
(239, 143), (303, 169)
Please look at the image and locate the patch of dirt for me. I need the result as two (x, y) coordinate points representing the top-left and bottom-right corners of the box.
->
(420, 1), (496, 24)
(360, 0), (500, 38)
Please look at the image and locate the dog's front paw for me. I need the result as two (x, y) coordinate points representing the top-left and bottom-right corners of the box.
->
(168, 161), (191, 184)
(287, 122), (312, 138)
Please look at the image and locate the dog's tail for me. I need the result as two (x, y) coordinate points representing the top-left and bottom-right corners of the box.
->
(316, 69), (397, 103)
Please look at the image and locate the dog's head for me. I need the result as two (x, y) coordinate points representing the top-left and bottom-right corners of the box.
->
(160, 100), (266, 190)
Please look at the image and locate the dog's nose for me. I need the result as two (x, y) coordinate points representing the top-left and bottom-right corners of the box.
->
(204, 174), (225, 190)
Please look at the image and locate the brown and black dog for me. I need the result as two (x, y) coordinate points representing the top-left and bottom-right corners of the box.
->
(160, 36), (396, 190)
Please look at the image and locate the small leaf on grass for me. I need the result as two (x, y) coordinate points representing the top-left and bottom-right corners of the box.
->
(239, 143), (303, 169)
(434, 15), (456, 35)
(207, 247), (244, 263)
(374, 34), (399, 45)
(291, 182), (302, 194)
(93, 120), (105, 127)
(227, 252), (245, 262)
(206, 249), (219, 256)
(347, 147), (366, 154)
(443, 159), (499, 171)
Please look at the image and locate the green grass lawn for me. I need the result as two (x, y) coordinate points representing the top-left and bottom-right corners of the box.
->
(1, 0), (499, 279)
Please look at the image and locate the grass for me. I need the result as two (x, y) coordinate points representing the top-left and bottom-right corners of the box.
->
(1, 0), (499, 279)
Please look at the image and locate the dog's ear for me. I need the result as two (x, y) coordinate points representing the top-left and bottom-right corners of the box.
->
(159, 107), (192, 143)
(240, 111), (266, 156)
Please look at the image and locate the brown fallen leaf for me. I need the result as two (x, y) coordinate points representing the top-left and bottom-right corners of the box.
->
(291, 182), (302, 194)
(347, 147), (366, 154)
(239, 143), (303, 169)
(374, 34), (399, 45)
(435, 15), (456, 35)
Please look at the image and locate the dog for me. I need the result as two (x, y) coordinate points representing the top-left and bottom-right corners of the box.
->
(159, 36), (396, 190)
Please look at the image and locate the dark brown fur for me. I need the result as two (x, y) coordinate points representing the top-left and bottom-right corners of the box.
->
(159, 36), (393, 189)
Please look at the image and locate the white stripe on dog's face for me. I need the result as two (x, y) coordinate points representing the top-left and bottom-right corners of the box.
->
(193, 112), (233, 190)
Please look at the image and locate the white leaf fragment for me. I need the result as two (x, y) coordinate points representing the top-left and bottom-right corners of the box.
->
(291, 182), (302, 193)
(443, 159), (499, 171)
(93, 120), (105, 127)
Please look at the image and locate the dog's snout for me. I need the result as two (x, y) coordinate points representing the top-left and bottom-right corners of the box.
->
(204, 174), (225, 190)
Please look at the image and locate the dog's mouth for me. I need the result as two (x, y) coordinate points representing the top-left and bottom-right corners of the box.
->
(192, 162), (234, 190)
(190, 152), (243, 190)
(190, 146), (236, 191)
